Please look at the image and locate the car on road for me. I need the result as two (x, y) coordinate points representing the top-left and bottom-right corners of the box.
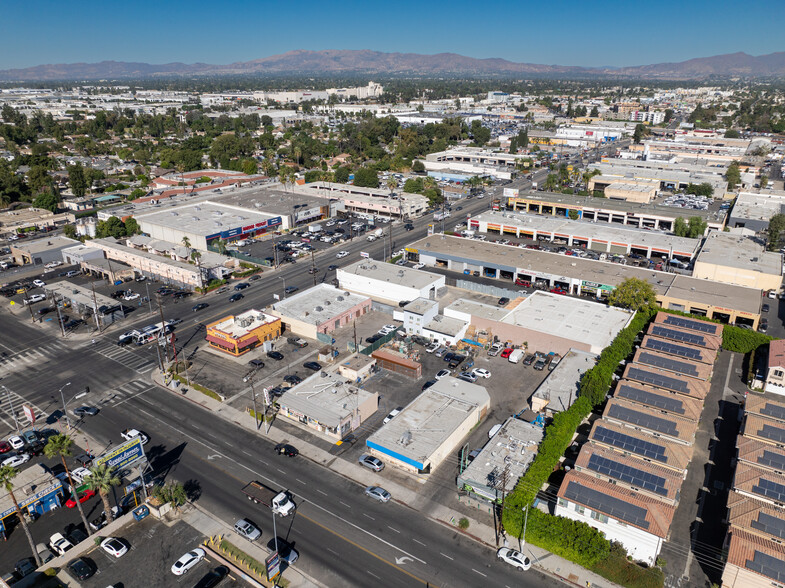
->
(193, 303), (209, 312)
(234, 282), (249, 291)
(49, 533), (74, 556)
(2, 453), (30, 468)
(435, 369), (451, 380)
(404, 223), (414, 231)
(123, 292), (140, 301)
(234, 518), (261, 541)
(121, 428), (149, 444)
(66, 489), (96, 508)
(25, 293), (46, 304)
(248, 359), (265, 369)
(284, 286), (299, 294)
(266, 350), (284, 361)
(248, 274), (262, 282)
(274, 443), (299, 457)
(472, 368), (491, 379)
(100, 537), (129, 558)
(497, 547), (531, 571)
(303, 361), (321, 371)
(32, 279), (45, 288)
(193, 566), (230, 588)
(117, 335), (134, 347)
(364, 486), (391, 503)
(500, 348), (513, 359)
(267, 537), (299, 565)
(171, 548), (206, 575)
(412, 263), (425, 270)
(229, 293), (244, 302)
(67, 557), (96, 580)
(308, 267), (319, 274)
(336, 251), (349, 258)
(358, 454), (384, 472)
(383, 407), (403, 424)
(72, 406), (99, 417)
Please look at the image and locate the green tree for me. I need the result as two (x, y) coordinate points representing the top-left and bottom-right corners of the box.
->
(44, 434), (92, 535)
(761, 175), (768, 189)
(241, 159), (258, 175)
(68, 163), (87, 197)
(153, 481), (188, 513)
(0, 465), (42, 566)
(590, 105), (599, 118)
(334, 166), (351, 183)
(27, 165), (50, 193)
(124, 217), (140, 235)
(63, 224), (77, 239)
(687, 216), (707, 238)
(403, 177), (424, 194)
(724, 129), (740, 138)
(673, 217), (689, 237)
(33, 187), (59, 212)
(568, 209), (579, 220)
(608, 277), (657, 312)
(632, 123), (648, 144)
(470, 120), (490, 146)
(767, 213), (785, 251)
(411, 160), (425, 173)
(685, 183), (713, 197)
(128, 188), (146, 200)
(726, 162), (741, 189)
(353, 167), (379, 188)
(95, 216), (127, 239)
(85, 464), (120, 524)
(544, 173), (559, 191)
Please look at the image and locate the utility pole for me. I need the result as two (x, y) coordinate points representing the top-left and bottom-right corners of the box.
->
(311, 251), (316, 285)
(156, 294), (167, 373)
(90, 282), (101, 333)
(23, 290), (35, 323)
(145, 281), (153, 313)
(50, 290), (66, 337)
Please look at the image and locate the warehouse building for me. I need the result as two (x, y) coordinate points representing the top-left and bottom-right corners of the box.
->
(692, 232), (782, 291)
(10, 235), (80, 266)
(295, 182), (429, 220)
(728, 191), (785, 232)
(336, 260), (445, 305)
(366, 377), (490, 474)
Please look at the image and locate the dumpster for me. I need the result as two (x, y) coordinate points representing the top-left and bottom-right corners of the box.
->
(132, 505), (149, 521)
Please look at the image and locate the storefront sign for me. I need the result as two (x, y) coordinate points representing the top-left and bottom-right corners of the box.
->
(95, 437), (145, 472)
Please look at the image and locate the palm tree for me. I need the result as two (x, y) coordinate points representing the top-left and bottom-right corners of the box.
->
(386, 177), (396, 197)
(544, 173), (559, 192)
(191, 249), (205, 295)
(44, 434), (91, 535)
(0, 465), (41, 566)
(85, 464), (120, 524)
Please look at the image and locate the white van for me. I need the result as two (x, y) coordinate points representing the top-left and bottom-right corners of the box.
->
(508, 349), (525, 364)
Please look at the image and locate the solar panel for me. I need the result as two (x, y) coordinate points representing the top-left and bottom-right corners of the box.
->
(638, 352), (699, 377)
(616, 384), (686, 415)
(759, 424), (785, 445)
(586, 453), (669, 496)
(643, 338), (702, 360)
(564, 480), (650, 529)
(627, 367), (690, 394)
(607, 404), (679, 436)
(753, 478), (785, 503)
(759, 450), (785, 472)
(593, 425), (668, 463)
(751, 512), (785, 540)
(663, 314), (718, 334)
(761, 402), (785, 423)
(650, 325), (706, 347)
(747, 550), (785, 582)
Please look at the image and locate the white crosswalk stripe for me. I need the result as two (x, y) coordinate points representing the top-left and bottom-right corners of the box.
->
(91, 342), (156, 374)
(0, 341), (70, 374)
(0, 388), (47, 432)
(97, 379), (154, 406)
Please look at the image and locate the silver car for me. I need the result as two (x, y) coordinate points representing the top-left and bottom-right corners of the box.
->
(358, 454), (384, 472)
(364, 486), (391, 502)
(234, 518), (261, 541)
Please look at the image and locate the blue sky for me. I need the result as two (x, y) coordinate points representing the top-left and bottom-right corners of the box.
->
(1, 0), (782, 69)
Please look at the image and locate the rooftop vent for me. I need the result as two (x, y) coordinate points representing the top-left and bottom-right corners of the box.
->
(315, 306), (323, 312)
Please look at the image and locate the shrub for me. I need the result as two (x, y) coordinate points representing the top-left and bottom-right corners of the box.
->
(722, 324), (772, 354)
(591, 543), (664, 588)
(458, 517), (470, 530)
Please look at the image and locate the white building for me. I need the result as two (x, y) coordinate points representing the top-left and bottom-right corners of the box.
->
(336, 260), (445, 305)
(400, 299), (439, 336)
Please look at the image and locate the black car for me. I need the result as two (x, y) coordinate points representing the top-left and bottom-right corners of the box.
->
(421, 380), (437, 391)
(64, 319), (84, 330)
(234, 282), (250, 291)
(193, 566), (229, 588)
(365, 334), (383, 344)
(442, 352), (456, 362)
(283, 374), (302, 385)
(73, 406), (99, 417)
(267, 386), (286, 397)
(274, 443), (299, 457)
(303, 361), (322, 371)
(173, 291), (191, 299)
(763, 303), (770, 313)
(404, 223), (414, 231)
(229, 293), (244, 302)
(522, 354), (536, 366)
(248, 359), (265, 369)
(498, 297), (510, 305)
(248, 274), (262, 282)
(67, 557), (96, 580)
(193, 303), (209, 312)
(308, 267), (319, 274)
(117, 335), (134, 347)
(37, 307), (54, 315)
(267, 351), (284, 361)
(327, 264), (338, 271)
(284, 286), (299, 294)
(65, 524), (89, 544)
(110, 290), (126, 299)
(448, 355), (466, 369)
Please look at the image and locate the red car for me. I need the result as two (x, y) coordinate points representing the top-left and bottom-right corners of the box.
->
(65, 489), (96, 508)
(515, 278), (531, 287)
(0, 441), (11, 454)
(550, 287), (568, 295)
(500, 348), (513, 359)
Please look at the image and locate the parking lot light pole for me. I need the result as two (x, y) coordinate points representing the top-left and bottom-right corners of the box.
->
(1, 385), (20, 434)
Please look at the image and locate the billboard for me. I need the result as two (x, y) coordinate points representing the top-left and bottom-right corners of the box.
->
(265, 551), (281, 581)
(503, 188), (519, 198)
(95, 437), (145, 472)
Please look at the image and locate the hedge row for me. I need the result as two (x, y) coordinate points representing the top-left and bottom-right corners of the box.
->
(722, 324), (773, 354)
(591, 544), (665, 588)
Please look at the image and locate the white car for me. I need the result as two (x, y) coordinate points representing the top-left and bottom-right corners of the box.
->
(426, 342), (440, 353)
(100, 537), (129, 558)
(32, 279), (46, 288)
(171, 548), (205, 575)
(383, 408), (402, 424)
(8, 435), (24, 450)
(497, 547), (531, 571)
(412, 263), (425, 270)
(49, 533), (74, 556)
(2, 454), (30, 468)
(325, 220), (336, 227)
(121, 428), (149, 445)
(25, 294), (46, 304)
(377, 324), (397, 335)
(472, 368), (492, 379)
(70, 467), (91, 484)
(123, 292), (140, 301)
(336, 250), (349, 258)
(435, 369), (451, 380)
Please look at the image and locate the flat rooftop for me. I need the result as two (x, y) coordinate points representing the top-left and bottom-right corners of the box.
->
(45, 280), (117, 308)
(696, 232), (782, 276)
(93, 238), (199, 274)
(135, 202), (276, 235)
(217, 184), (332, 217)
(12, 235), (79, 254)
(443, 298), (511, 322)
(532, 348), (597, 412)
(270, 284), (369, 326)
(500, 291), (633, 350)
(367, 376), (489, 470)
(472, 210), (700, 256)
(208, 310), (279, 338)
(731, 191), (785, 223)
(457, 417), (543, 496)
(0, 465), (61, 519)
(424, 314), (468, 336)
(278, 371), (374, 429)
(338, 259), (444, 290)
(403, 298), (438, 316)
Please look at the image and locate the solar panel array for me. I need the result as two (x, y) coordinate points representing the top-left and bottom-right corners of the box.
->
(751, 511), (785, 540)
(663, 314), (718, 334)
(747, 550), (785, 582)
(753, 478), (785, 503)
(607, 404), (679, 436)
(644, 338), (702, 360)
(761, 402), (785, 423)
(650, 325), (706, 347)
(627, 367), (690, 394)
(616, 384), (686, 415)
(638, 352), (699, 377)
(759, 450), (785, 473)
(593, 425), (668, 463)
(564, 480), (650, 529)
(586, 453), (669, 496)
(759, 424), (785, 445)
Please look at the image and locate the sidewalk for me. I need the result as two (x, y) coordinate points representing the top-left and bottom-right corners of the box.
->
(150, 370), (621, 588)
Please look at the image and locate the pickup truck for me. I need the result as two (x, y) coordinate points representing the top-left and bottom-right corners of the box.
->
(242, 481), (296, 517)
(121, 428), (149, 445)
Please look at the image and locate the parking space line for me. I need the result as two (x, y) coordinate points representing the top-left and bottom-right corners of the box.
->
(317, 489), (328, 496)
(295, 478), (307, 485)
(339, 500), (352, 509)
(440, 553), (454, 560)
(472, 568), (487, 577)
(387, 526), (400, 533)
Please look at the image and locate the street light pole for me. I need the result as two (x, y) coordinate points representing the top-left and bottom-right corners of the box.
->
(521, 505), (529, 548)
(58, 382), (72, 430)
(2, 385), (20, 434)
(277, 276), (287, 299)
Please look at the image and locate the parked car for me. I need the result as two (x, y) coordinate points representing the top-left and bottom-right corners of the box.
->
(498, 297), (510, 306)
(100, 537), (129, 558)
(234, 518), (261, 541)
(435, 369), (451, 380)
(67, 557), (96, 580)
(49, 533), (74, 556)
(192, 567), (230, 588)
(171, 548), (206, 575)
(500, 348), (513, 359)
(497, 547), (531, 571)
(274, 443), (299, 457)
(364, 486), (391, 503)
(425, 342), (440, 353)
(472, 368), (491, 379)
(2, 454), (30, 468)
(383, 408), (402, 424)
(458, 372), (477, 383)
(89, 507), (122, 531)
(523, 354), (536, 366)
(267, 537), (299, 565)
(266, 351), (284, 361)
(358, 454), (384, 472)
(65, 489), (96, 508)
(303, 361), (321, 371)
(421, 380), (437, 391)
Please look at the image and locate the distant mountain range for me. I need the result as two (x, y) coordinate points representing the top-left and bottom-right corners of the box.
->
(1, 50), (784, 81)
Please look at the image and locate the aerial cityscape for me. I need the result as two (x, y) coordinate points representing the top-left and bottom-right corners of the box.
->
(1, 2), (785, 588)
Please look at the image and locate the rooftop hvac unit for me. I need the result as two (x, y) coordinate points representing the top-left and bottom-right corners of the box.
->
(324, 301), (331, 305)
(344, 292), (350, 296)
(399, 431), (413, 446)
(315, 306), (323, 312)
(336, 296), (344, 301)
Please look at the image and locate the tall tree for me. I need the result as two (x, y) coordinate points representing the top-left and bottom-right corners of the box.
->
(68, 163), (87, 197)
(85, 464), (120, 524)
(44, 434), (92, 535)
(0, 465), (41, 566)
(767, 214), (785, 251)
(726, 162), (741, 189)
(608, 278), (658, 312)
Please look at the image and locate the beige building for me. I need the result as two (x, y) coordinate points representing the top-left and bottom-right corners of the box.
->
(692, 232), (782, 292)
(0, 207), (75, 236)
(603, 181), (658, 204)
